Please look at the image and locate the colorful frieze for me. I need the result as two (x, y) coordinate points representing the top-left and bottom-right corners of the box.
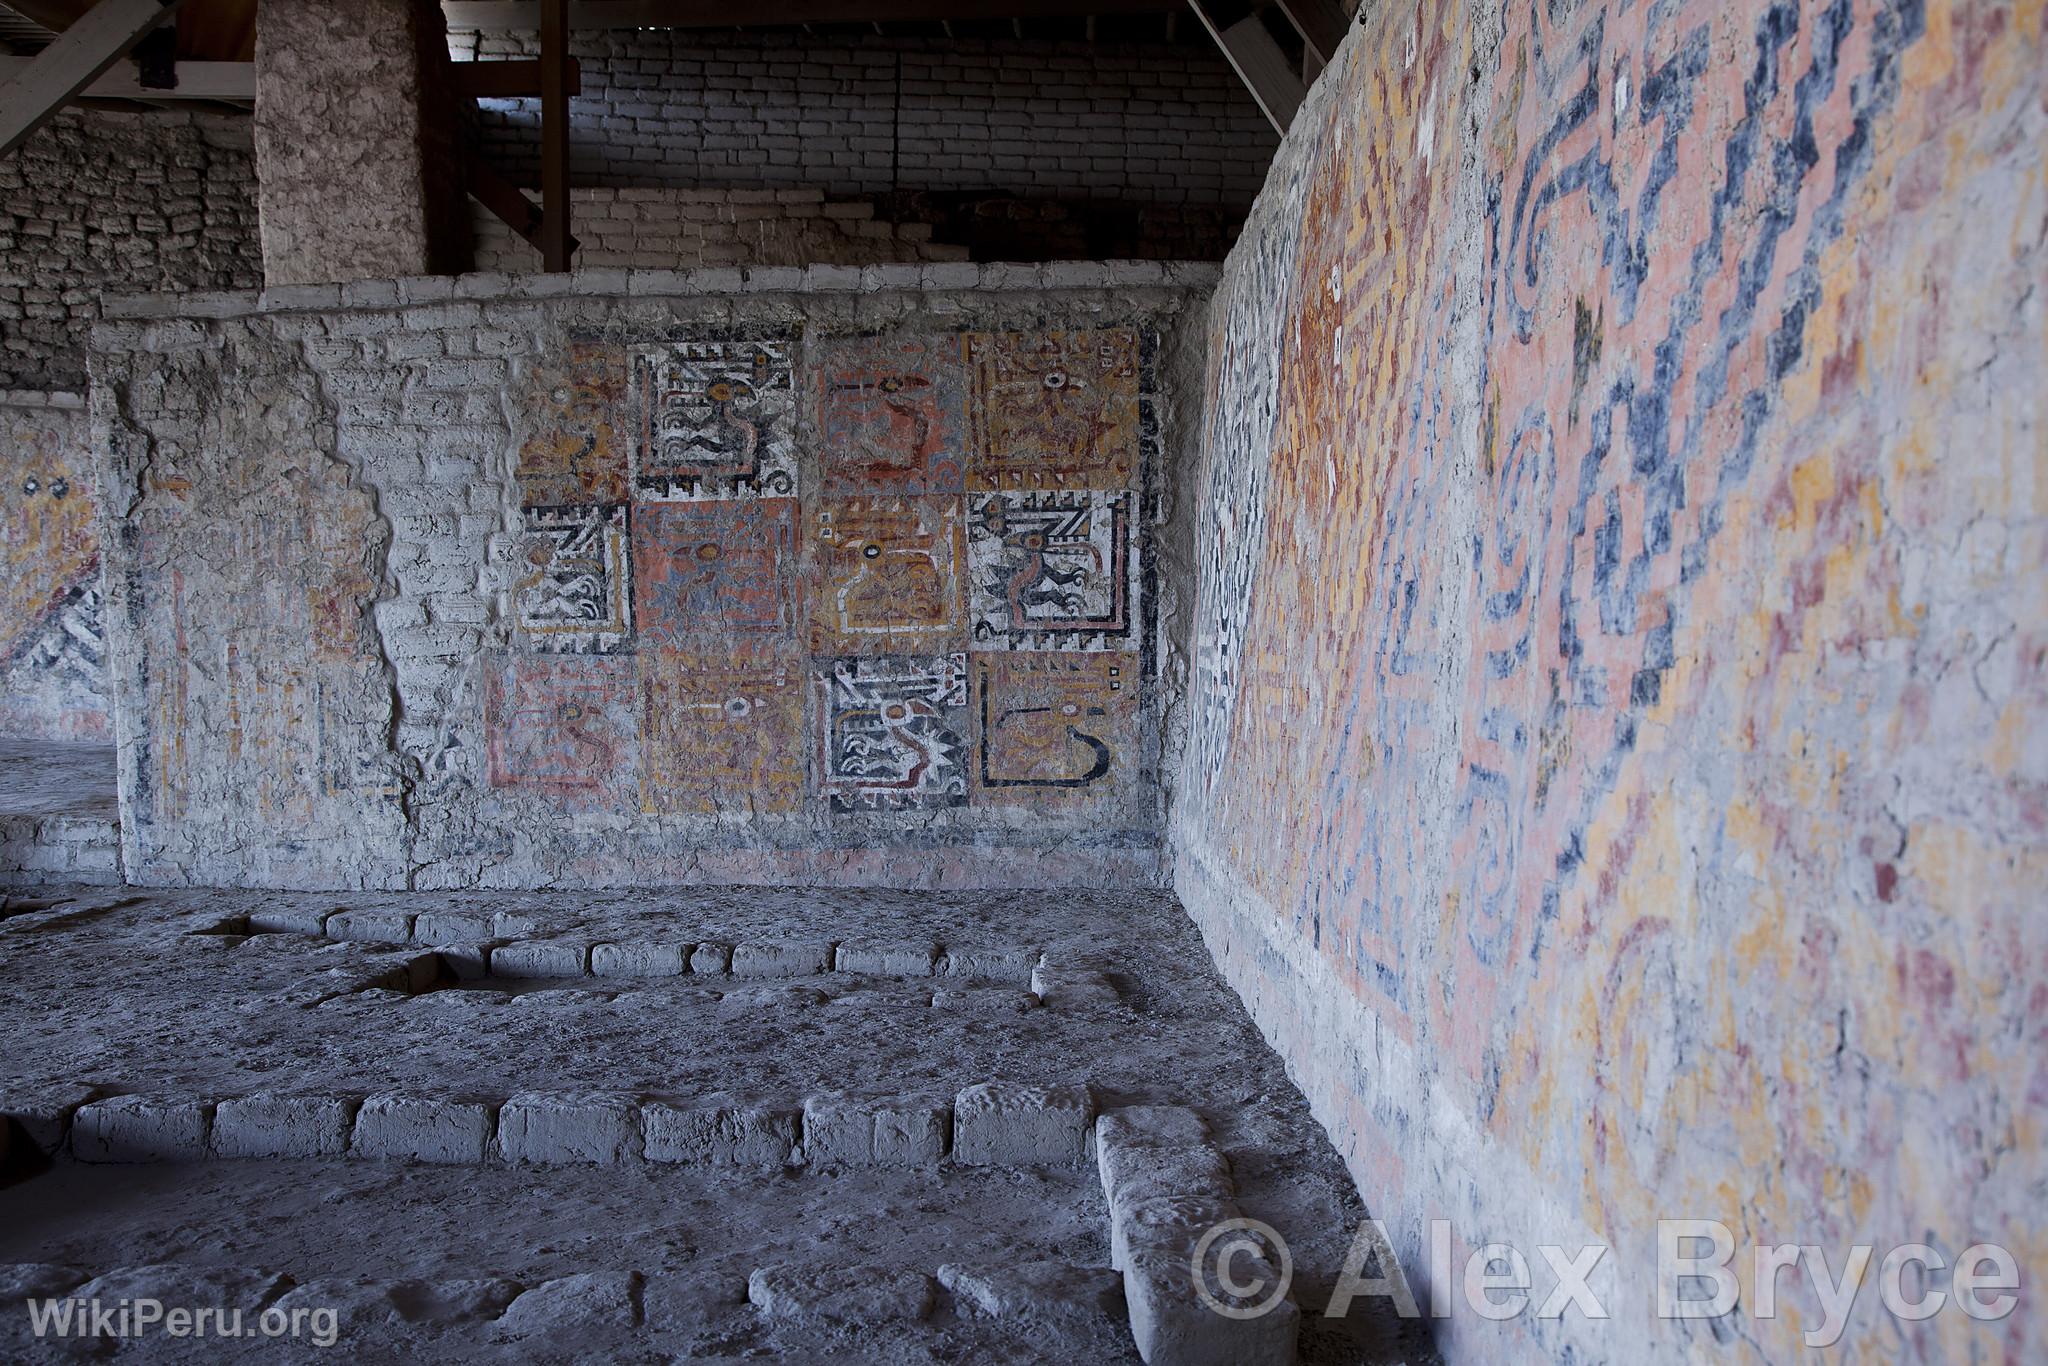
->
(630, 339), (797, 500)
(967, 489), (1136, 651)
(478, 326), (1156, 823)
(815, 333), (967, 494)
(814, 652), (970, 812)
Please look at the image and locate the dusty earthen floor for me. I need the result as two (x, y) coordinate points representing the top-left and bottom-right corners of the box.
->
(0, 883), (1435, 1363)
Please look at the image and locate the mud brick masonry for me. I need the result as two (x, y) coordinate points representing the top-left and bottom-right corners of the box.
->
(90, 263), (1215, 890)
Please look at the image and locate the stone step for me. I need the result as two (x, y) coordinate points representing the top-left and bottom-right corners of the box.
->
(227, 908), (1052, 987)
(0, 1255), (1127, 1351)
(380, 977), (1047, 1017)
(0, 810), (121, 888)
(1094, 1104), (1300, 1366)
(11, 1099), (1303, 1362)
(11, 1081), (1098, 1172)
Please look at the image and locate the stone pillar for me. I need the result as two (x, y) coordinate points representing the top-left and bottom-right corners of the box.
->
(253, 0), (462, 285)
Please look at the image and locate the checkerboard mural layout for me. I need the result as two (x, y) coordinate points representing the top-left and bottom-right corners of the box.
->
(493, 327), (1158, 822)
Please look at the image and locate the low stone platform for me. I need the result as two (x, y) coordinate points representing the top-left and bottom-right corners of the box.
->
(0, 742), (119, 887)
(0, 885), (1434, 1364)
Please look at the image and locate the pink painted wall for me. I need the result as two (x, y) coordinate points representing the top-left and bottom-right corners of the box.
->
(1173, 0), (2044, 1356)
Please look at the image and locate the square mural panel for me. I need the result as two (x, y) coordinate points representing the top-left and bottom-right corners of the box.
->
(514, 504), (634, 655)
(485, 654), (640, 807)
(815, 653), (969, 812)
(634, 499), (797, 648)
(975, 653), (1139, 804)
(630, 339), (797, 500)
(809, 496), (966, 654)
(967, 490), (1137, 651)
(515, 342), (630, 507)
(641, 649), (805, 815)
(815, 333), (966, 494)
(965, 329), (1141, 490)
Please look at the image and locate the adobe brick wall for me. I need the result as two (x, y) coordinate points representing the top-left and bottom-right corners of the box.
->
(471, 187), (970, 272)
(0, 111), (260, 392)
(90, 263), (1217, 891)
(447, 27), (1277, 208)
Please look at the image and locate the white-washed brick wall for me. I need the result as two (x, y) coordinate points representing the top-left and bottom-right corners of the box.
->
(447, 29), (1276, 206)
(472, 187), (970, 272)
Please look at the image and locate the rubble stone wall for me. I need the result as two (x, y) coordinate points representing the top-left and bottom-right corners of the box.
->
(0, 110), (261, 392)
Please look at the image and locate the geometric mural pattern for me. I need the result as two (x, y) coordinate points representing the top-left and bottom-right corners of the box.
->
(501, 327), (1157, 814)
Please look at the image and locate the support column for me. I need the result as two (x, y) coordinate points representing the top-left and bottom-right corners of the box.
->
(253, 0), (460, 285)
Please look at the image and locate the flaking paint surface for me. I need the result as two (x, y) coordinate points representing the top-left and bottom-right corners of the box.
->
(1174, 0), (2045, 1357)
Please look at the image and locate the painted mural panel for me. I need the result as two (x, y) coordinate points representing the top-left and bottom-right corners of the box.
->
(815, 333), (967, 494)
(514, 342), (629, 506)
(640, 648), (805, 815)
(814, 652), (970, 812)
(1174, 0), (2047, 1359)
(632, 498), (798, 646)
(974, 652), (1138, 807)
(484, 653), (638, 807)
(0, 402), (107, 741)
(965, 330), (1141, 490)
(629, 338), (798, 500)
(514, 503), (634, 654)
(809, 495), (966, 654)
(967, 490), (1137, 651)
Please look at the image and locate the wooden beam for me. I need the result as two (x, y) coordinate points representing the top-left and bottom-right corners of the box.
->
(1189, 2), (1303, 135)
(443, 0), (1180, 29)
(0, 0), (178, 158)
(537, 0), (571, 271)
(0, 55), (250, 99)
(466, 155), (584, 257)
(445, 52), (581, 262)
(447, 55), (581, 98)
(1273, 0), (1349, 65)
